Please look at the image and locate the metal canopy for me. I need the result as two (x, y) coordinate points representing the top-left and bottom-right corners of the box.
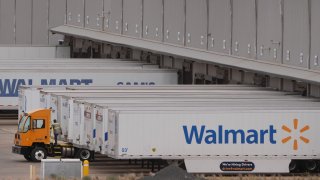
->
(51, 25), (320, 84)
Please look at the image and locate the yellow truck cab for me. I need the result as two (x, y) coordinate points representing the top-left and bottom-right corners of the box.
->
(12, 109), (93, 162)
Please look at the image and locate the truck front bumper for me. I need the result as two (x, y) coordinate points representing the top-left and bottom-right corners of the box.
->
(12, 145), (29, 155)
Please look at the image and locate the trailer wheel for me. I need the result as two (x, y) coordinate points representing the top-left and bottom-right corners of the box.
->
(305, 160), (318, 172)
(23, 154), (32, 161)
(76, 149), (91, 161)
(30, 147), (47, 162)
(289, 160), (298, 172)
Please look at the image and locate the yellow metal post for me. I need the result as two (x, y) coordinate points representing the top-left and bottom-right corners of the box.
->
(83, 160), (89, 176)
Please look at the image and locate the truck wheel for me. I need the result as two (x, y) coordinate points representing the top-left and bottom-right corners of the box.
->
(23, 154), (32, 161)
(76, 149), (91, 161)
(30, 147), (47, 162)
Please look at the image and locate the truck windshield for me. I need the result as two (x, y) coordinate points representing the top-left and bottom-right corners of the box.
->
(18, 116), (30, 133)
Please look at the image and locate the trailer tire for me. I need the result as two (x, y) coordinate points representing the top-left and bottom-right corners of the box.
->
(305, 160), (318, 172)
(30, 147), (47, 162)
(289, 160), (298, 172)
(76, 149), (92, 161)
(23, 154), (32, 161)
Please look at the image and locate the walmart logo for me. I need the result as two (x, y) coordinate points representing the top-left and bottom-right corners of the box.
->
(282, 119), (310, 150)
(183, 119), (310, 150)
(182, 125), (277, 145)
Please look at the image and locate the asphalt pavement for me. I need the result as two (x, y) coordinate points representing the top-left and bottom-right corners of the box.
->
(0, 125), (157, 179)
(0, 125), (41, 179)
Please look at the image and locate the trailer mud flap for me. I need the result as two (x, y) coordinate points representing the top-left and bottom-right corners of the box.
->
(184, 159), (290, 173)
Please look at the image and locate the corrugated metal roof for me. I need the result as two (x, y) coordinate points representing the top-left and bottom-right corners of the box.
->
(51, 25), (320, 84)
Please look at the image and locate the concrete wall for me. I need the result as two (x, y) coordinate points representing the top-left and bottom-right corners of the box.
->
(0, 0), (66, 45)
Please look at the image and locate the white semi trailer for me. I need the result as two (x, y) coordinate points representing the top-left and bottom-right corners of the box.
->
(2, 68), (177, 109)
(18, 85), (310, 131)
(75, 100), (320, 156)
(19, 86), (301, 114)
(49, 97), (320, 173)
(29, 88), (318, 155)
(106, 108), (320, 173)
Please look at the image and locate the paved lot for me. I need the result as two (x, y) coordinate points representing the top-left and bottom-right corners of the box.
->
(0, 125), (41, 179)
(0, 125), (158, 179)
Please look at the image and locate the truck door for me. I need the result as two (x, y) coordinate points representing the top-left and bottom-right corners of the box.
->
(30, 119), (49, 144)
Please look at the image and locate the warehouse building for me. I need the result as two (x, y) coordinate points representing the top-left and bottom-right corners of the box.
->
(0, 0), (319, 96)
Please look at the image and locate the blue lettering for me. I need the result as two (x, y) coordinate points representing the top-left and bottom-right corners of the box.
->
(117, 82), (156, 86)
(41, 79), (93, 86)
(81, 79), (93, 85)
(0, 79), (17, 97)
(70, 79), (81, 85)
(260, 129), (268, 143)
(59, 79), (67, 85)
(0, 79), (31, 97)
(204, 130), (216, 144)
(183, 125), (205, 144)
(225, 129), (245, 144)
(246, 130), (259, 144)
(28, 79), (33, 85)
(41, 79), (56, 85)
(269, 126), (277, 144)
(0, 78), (92, 97)
(218, 125), (223, 144)
(183, 125), (277, 145)
(15, 79), (27, 97)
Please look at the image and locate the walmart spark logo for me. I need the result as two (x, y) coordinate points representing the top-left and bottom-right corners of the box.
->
(281, 119), (310, 150)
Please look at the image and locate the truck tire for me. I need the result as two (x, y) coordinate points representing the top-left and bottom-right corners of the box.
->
(30, 147), (47, 162)
(76, 149), (92, 161)
(23, 154), (32, 161)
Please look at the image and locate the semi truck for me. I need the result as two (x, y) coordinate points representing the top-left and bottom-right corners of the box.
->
(13, 86), (320, 172)
(12, 109), (91, 162)
(13, 103), (320, 173)
(18, 86), (314, 145)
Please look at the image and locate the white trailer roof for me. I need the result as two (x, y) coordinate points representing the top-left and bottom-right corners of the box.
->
(71, 96), (314, 104)
(0, 68), (177, 73)
(52, 92), (304, 99)
(74, 100), (320, 108)
(101, 105), (320, 111)
(0, 58), (129, 61)
(41, 89), (295, 96)
(24, 85), (279, 92)
(0, 65), (159, 70)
